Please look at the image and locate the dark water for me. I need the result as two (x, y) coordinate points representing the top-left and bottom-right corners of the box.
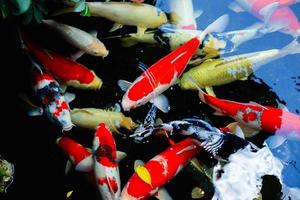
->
(0, 0), (299, 199)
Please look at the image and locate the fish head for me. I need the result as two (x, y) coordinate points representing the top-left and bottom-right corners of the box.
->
(121, 95), (142, 111)
(88, 39), (109, 58)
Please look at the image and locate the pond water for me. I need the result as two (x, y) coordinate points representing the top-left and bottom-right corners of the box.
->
(0, 0), (299, 199)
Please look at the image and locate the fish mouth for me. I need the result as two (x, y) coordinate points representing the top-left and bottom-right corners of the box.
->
(62, 124), (75, 133)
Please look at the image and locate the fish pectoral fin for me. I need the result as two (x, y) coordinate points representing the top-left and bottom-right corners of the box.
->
(70, 50), (85, 61)
(278, 103), (289, 111)
(155, 188), (173, 200)
(228, 2), (245, 13)
(115, 151), (127, 162)
(118, 80), (132, 92)
(60, 84), (67, 93)
(64, 92), (76, 103)
(205, 86), (216, 97)
(65, 160), (73, 176)
(136, 27), (147, 36)
(89, 30), (98, 37)
(259, 2), (279, 21)
(151, 94), (170, 113)
(109, 23), (123, 32)
(193, 9), (203, 19)
(234, 125), (245, 139)
(212, 110), (226, 116)
(74, 155), (93, 172)
(28, 107), (44, 116)
(134, 160), (145, 169)
(267, 135), (287, 149)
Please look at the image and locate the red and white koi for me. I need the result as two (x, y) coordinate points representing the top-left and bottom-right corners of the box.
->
(118, 15), (229, 112)
(22, 34), (102, 90)
(121, 138), (202, 200)
(32, 67), (74, 132)
(229, 0), (300, 36)
(93, 123), (121, 200)
(192, 83), (300, 142)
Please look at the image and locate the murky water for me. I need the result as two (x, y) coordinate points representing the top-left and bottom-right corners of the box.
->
(0, 0), (299, 199)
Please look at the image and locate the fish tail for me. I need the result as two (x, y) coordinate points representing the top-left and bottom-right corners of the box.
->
(186, 75), (207, 103)
(281, 39), (300, 55)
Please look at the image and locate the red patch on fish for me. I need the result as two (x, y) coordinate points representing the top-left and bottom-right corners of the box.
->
(98, 177), (118, 193)
(53, 101), (69, 117)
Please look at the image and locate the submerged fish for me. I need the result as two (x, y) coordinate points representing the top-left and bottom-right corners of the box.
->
(70, 107), (137, 134)
(194, 86), (300, 145)
(86, 2), (168, 35)
(43, 19), (109, 58)
(22, 34), (103, 90)
(31, 66), (74, 132)
(118, 15), (229, 112)
(179, 39), (300, 94)
(93, 123), (122, 200)
(229, 0), (300, 36)
(0, 156), (14, 193)
(121, 138), (202, 200)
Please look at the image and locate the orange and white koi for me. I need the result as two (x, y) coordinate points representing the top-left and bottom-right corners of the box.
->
(22, 34), (102, 90)
(121, 138), (202, 200)
(118, 15), (229, 112)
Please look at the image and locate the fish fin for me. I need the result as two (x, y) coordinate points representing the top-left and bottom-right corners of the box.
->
(121, 37), (139, 47)
(186, 75), (208, 103)
(280, 39), (300, 55)
(115, 151), (127, 162)
(138, 61), (149, 72)
(234, 125), (245, 139)
(205, 86), (216, 97)
(193, 9), (203, 19)
(249, 101), (268, 109)
(228, 2), (245, 13)
(109, 23), (123, 32)
(28, 107), (44, 116)
(89, 30), (98, 37)
(70, 50), (85, 61)
(155, 188), (173, 200)
(64, 92), (76, 103)
(137, 27), (147, 36)
(155, 118), (164, 125)
(278, 103), (289, 111)
(259, 2), (279, 21)
(66, 190), (73, 198)
(224, 122), (259, 138)
(118, 80), (132, 92)
(114, 103), (121, 112)
(191, 187), (205, 199)
(60, 84), (67, 93)
(75, 155), (93, 172)
(134, 160), (152, 186)
(65, 160), (73, 175)
(212, 111), (226, 116)
(267, 135), (287, 149)
(151, 94), (170, 113)
(199, 14), (229, 40)
(239, 77), (248, 81)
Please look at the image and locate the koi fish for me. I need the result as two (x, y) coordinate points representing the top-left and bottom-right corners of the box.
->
(192, 83), (300, 145)
(21, 34), (102, 90)
(43, 19), (109, 58)
(30, 66), (75, 132)
(93, 123), (121, 200)
(86, 2), (168, 35)
(179, 39), (300, 95)
(121, 138), (202, 200)
(70, 107), (137, 134)
(229, 0), (300, 36)
(118, 15), (229, 112)
(169, 0), (202, 30)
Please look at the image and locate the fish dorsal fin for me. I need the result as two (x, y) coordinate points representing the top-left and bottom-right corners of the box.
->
(193, 9), (203, 19)
(134, 160), (152, 186)
(115, 151), (127, 163)
(109, 23), (123, 32)
(278, 103), (289, 111)
(249, 101), (268, 109)
(155, 188), (173, 200)
(118, 80), (132, 92)
(64, 92), (76, 103)
(89, 30), (98, 37)
(228, 2), (245, 13)
(151, 94), (170, 113)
